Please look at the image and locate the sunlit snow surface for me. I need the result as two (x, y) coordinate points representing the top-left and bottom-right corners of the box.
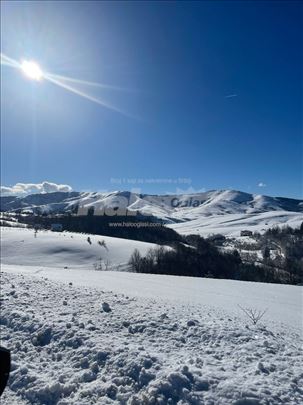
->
(1, 227), (302, 404)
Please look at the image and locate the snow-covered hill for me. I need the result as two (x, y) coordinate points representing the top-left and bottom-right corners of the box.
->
(1, 189), (303, 236)
(0, 227), (161, 270)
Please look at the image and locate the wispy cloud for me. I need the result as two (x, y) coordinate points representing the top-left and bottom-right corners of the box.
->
(0, 181), (73, 196)
(224, 94), (238, 99)
(258, 182), (267, 188)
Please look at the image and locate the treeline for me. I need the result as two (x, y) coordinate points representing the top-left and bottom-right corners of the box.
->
(129, 228), (303, 285)
(129, 236), (283, 284)
(14, 214), (183, 245)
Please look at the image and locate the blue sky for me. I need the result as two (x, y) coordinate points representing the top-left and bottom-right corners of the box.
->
(1, 1), (302, 198)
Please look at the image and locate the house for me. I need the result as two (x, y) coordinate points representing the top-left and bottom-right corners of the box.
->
(240, 230), (253, 237)
(51, 223), (63, 232)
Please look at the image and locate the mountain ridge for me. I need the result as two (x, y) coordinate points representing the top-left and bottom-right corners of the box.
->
(1, 189), (302, 236)
(1, 188), (302, 214)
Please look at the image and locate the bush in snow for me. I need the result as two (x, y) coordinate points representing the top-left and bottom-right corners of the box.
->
(238, 305), (267, 325)
(98, 240), (108, 251)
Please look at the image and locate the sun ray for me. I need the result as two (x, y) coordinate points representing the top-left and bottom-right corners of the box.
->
(44, 73), (130, 116)
(1, 51), (135, 118)
(46, 72), (128, 91)
(0, 52), (21, 69)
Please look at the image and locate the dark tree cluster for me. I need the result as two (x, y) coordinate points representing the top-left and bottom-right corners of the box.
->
(13, 213), (183, 246)
(129, 236), (269, 282)
(129, 228), (303, 285)
(259, 224), (303, 284)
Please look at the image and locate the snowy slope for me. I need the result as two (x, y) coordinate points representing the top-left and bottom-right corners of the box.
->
(0, 227), (161, 270)
(169, 210), (303, 237)
(1, 228), (301, 330)
(3, 264), (301, 331)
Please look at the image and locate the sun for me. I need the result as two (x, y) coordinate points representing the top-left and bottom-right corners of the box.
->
(21, 60), (43, 81)
(1, 52), (128, 115)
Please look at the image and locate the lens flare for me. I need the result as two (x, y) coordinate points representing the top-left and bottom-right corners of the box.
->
(21, 60), (43, 81)
(1, 52), (134, 117)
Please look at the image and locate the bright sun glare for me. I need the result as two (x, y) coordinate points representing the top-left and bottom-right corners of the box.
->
(1, 52), (127, 115)
(21, 60), (43, 81)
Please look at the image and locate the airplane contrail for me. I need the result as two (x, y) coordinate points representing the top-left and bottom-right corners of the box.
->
(224, 94), (238, 98)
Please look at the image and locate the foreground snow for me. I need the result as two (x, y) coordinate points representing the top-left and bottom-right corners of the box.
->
(1, 271), (302, 405)
(2, 264), (301, 332)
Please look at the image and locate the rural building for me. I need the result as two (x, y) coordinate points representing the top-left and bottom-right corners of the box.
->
(240, 230), (253, 237)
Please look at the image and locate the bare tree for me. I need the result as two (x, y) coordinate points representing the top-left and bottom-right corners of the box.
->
(238, 305), (268, 325)
(93, 257), (103, 270)
(128, 249), (142, 272)
(104, 259), (111, 270)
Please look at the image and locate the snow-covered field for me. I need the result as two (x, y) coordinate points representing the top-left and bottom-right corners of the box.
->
(1, 227), (303, 404)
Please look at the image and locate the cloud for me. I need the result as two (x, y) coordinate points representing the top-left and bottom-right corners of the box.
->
(258, 182), (267, 188)
(0, 181), (73, 196)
